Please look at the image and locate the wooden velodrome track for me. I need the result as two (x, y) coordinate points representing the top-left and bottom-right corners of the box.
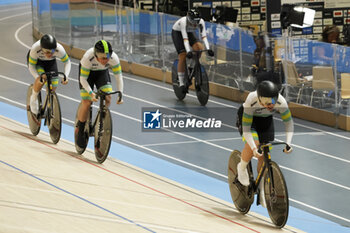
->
(0, 116), (304, 233)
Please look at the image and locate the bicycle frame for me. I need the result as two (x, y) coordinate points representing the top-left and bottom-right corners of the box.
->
(87, 95), (106, 146)
(186, 50), (207, 88)
(87, 90), (122, 139)
(252, 142), (288, 193)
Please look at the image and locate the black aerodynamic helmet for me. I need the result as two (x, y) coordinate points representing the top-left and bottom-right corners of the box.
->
(187, 9), (201, 25)
(257, 80), (279, 104)
(40, 34), (57, 50)
(94, 40), (113, 58)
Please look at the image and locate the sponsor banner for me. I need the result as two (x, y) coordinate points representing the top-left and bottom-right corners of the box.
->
(242, 7), (251, 14)
(315, 11), (323, 18)
(323, 18), (333, 25)
(313, 26), (323, 33)
(242, 14), (251, 21)
(333, 10), (343, 18)
(313, 18), (323, 26)
(232, 1), (241, 8)
(271, 13), (280, 21)
(271, 21), (281, 29)
(251, 14), (261, 20)
(251, 0), (260, 7)
(325, 0), (350, 9)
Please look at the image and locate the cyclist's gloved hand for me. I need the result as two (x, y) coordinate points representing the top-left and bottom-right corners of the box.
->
(90, 92), (98, 102)
(61, 77), (68, 85)
(207, 49), (214, 57)
(116, 93), (123, 105)
(39, 74), (47, 84)
(186, 52), (193, 59)
(253, 148), (263, 158)
(283, 144), (293, 154)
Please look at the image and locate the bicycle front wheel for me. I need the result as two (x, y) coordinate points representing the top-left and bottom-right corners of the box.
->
(228, 150), (254, 214)
(195, 65), (209, 106)
(26, 85), (41, 136)
(264, 161), (289, 228)
(94, 107), (113, 164)
(48, 92), (62, 144)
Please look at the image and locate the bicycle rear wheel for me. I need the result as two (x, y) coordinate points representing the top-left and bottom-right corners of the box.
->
(195, 65), (209, 106)
(264, 161), (289, 228)
(26, 85), (41, 136)
(94, 107), (112, 164)
(48, 92), (62, 144)
(228, 150), (254, 214)
(74, 103), (90, 154)
(172, 59), (187, 101)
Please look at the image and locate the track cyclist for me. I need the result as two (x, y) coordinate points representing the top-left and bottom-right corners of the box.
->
(171, 9), (214, 91)
(27, 34), (71, 115)
(75, 40), (124, 148)
(236, 79), (294, 207)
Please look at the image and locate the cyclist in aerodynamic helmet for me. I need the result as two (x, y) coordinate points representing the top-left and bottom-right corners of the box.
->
(172, 9), (214, 89)
(235, 79), (293, 207)
(27, 34), (71, 115)
(75, 39), (123, 148)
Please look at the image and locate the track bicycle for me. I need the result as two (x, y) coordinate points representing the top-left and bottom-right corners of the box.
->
(228, 142), (290, 228)
(26, 71), (67, 144)
(74, 89), (122, 164)
(172, 50), (210, 106)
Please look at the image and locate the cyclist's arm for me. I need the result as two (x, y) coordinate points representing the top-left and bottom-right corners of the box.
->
(180, 23), (191, 53)
(242, 105), (256, 151)
(278, 96), (294, 145)
(199, 19), (210, 50)
(28, 49), (39, 79)
(110, 53), (124, 93)
(57, 44), (71, 77)
(79, 65), (93, 95)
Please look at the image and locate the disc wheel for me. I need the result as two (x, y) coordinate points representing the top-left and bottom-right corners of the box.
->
(48, 93), (62, 144)
(264, 161), (289, 228)
(26, 85), (41, 136)
(74, 103), (90, 154)
(195, 65), (209, 106)
(228, 150), (254, 214)
(172, 59), (187, 101)
(94, 107), (112, 164)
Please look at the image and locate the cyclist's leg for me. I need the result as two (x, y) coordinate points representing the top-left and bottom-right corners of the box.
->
(238, 135), (259, 186)
(76, 66), (96, 147)
(172, 30), (186, 86)
(255, 115), (274, 207)
(236, 108), (257, 185)
(30, 64), (46, 114)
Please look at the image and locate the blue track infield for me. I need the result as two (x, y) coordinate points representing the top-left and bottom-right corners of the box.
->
(0, 101), (349, 233)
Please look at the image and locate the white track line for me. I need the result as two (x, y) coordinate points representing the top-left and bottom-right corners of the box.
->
(0, 12), (30, 22)
(1, 94), (350, 224)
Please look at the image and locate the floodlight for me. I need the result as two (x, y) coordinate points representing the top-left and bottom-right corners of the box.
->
(291, 6), (315, 28)
(280, 4), (315, 29)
